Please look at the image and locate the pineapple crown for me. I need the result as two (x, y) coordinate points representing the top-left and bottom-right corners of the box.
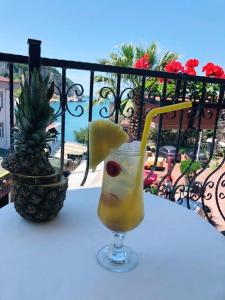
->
(14, 69), (56, 155)
(1, 69), (56, 176)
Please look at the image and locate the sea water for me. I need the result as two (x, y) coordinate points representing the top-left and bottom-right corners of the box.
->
(51, 99), (110, 142)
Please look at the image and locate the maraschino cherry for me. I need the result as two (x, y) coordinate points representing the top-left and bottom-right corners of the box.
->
(106, 161), (121, 177)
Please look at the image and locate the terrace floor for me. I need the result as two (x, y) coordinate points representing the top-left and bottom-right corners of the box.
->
(155, 157), (225, 232)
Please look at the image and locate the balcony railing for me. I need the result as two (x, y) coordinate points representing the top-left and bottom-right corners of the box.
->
(0, 39), (225, 231)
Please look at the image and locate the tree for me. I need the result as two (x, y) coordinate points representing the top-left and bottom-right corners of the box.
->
(0, 63), (75, 96)
(96, 43), (178, 139)
(180, 159), (202, 184)
(74, 127), (88, 145)
(14, 87), (22, 99)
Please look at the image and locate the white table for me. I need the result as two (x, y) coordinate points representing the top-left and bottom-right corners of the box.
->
(0, 187), (225, 300)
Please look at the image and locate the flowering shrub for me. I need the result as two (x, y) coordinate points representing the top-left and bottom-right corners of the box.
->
(183, 59), (199, 76)
(184, 68), (197, 76)
(164, 60), (184, 73)
(133, 54), (225, 80)
(185, 59), (199, 68)
(202, 63), (224, 78)
(133, 53), (150, 69)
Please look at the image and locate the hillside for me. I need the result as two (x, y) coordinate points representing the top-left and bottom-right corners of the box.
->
(0, 62), (75, 96)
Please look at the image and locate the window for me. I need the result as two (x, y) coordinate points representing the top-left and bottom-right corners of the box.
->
(0, 91), (3, 108)
(0, 123), (4, 138)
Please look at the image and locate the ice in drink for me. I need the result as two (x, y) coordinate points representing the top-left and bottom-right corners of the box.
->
(98, 142), (144, 232)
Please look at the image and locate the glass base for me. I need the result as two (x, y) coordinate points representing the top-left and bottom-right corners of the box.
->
(97, 244), (138, 272)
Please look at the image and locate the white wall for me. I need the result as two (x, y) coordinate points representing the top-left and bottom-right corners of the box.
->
(0, 87), (10, 150)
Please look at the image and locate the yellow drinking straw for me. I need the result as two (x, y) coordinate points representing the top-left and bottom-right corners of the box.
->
(140, 101), (192, 155)
(136, 101), (192, 184)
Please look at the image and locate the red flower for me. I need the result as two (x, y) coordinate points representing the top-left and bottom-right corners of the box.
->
(184, 67), (197, 76)
(164, 60), (184, 73)
(214, 65), (224, 78)
(202, 62), (224, 78)
(134, 53), (150, 69)
(143, 53), (149, 61)
(202, 62), (216, 76)
(185, 59), (199, 68)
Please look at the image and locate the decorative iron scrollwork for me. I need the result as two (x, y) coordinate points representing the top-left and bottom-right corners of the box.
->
(52, 83), (85, 117)
(52, 83), (63, 117)
(98, 86), (116, 118)
(202, 181), (214, 201)
(202, 109), (213, 120)
(119, 87), (135, 118)
(216, 174), (225, 221)
(65, 84), (84, 117)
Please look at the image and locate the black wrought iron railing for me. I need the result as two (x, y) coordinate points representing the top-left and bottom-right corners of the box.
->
(0, 39), (225, 230)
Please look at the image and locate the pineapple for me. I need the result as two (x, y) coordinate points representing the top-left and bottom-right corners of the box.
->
(89, 120), (129, 170)
(2, 69), (55, 176)
(1, 70), (68, 222)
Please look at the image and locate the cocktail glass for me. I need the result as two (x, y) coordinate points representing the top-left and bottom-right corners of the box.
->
(97, 143), (144, 272)
(96, 101), (192, 273)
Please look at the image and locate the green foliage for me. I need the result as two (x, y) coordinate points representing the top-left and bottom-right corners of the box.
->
(14, 87), (22, 98)
(209, 159), (220, 171)
(150, 185), (158, 195)
(149, 128), (211, 150)
(144, 184), (158, 195)
(95, 43), (179, 108)
(206, 130), (214, 138)
(74, 127), (88, 145)
(179, 147), (188, 154)
(180, 159), (202, 177)
(149, 129), (180, 146)
(13, 64), (28, 80)
(148, 128), (158, 143)
(0, 63), (74, 96)
(96, 44), (221, 108)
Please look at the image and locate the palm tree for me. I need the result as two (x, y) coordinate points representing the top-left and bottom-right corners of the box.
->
(96, 42), (178, 140)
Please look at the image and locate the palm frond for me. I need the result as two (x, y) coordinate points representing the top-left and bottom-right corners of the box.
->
(97, 58), (111, 65)
(95, 75), (115, 86)
(96, 42), (179, 95)
(135, 46), (145, 60)
(119, 43), (134, 66)
(157, 51), (179, 70)
(146, 42), (158, 69)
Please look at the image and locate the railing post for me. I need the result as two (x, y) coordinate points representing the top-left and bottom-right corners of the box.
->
(27, 39), (41, 82)
(60, 68), (66, 174)
(9, 63), (14, 150)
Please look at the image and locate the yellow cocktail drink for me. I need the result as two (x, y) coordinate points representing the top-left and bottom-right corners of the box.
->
(98, 144), (144, 232)
(93, 101), (192, 272)
(98, 102), (192, 233)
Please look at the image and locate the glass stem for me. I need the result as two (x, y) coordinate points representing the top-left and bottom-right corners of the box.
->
(110, 232), (127, 264)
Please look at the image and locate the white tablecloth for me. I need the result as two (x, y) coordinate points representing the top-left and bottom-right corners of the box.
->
(0, 187), (225, 300)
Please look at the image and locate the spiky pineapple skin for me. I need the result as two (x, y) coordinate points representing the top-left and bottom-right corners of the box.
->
(1, 70), (68, 222)
(2, 151), (53, 176)
(12, 175), (68, 222)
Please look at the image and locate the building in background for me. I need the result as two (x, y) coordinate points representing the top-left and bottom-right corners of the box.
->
(0, 76), (20, 151)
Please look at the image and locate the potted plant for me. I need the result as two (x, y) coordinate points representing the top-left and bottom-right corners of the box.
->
(1, 70), (68, 222)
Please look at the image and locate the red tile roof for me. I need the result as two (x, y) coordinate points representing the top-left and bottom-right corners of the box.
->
(0, 76), (20, 84)
(0, 76), (10, 83)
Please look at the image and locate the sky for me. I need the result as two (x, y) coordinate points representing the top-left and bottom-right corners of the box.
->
(0, 0), (224, 88)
